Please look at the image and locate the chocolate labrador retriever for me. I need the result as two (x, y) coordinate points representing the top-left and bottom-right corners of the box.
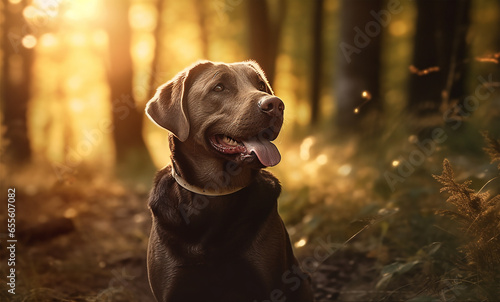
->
(146, 61), (314, 302)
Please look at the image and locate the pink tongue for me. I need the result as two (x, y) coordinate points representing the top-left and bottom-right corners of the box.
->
(242, 137), (281, 167)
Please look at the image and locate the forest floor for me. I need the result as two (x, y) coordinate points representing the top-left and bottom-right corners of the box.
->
(0, 165), (387, 302)
(0, 169), (156, 301)
(1, 127), (500, 301)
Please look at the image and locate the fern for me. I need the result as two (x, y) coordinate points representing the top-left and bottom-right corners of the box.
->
(433, 159), (500, 274)
(483, 132), (500, 170)
(433, 160), (488, 218)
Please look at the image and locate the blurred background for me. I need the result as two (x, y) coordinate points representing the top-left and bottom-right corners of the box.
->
(1, 0), (499, 301)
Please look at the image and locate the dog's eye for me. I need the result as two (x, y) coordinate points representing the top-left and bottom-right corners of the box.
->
(258, 81), (266, 92)
(213, 84), (224, 92)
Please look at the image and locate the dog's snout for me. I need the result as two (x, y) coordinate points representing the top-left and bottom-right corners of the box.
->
(258, 97), (284, 117)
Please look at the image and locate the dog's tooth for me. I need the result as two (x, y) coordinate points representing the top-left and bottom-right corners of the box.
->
(223, 136), (239, 146)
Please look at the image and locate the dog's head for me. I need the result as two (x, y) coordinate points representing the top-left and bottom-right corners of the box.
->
(146, 60), (284, 167)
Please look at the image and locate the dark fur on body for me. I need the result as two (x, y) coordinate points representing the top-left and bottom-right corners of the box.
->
(146, 61), (313, 302)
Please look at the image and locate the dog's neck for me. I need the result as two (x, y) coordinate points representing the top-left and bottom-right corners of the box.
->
(170, 136), (257, 195)
(170, 161), (246, 196)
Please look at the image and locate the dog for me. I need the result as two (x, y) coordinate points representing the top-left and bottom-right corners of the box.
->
(145, 61), (314, 302)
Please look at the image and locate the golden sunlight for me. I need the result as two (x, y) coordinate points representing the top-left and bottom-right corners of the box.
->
(389, 20), (408, 36)
(338, 164), (352, 176)
(27, 0), (113, 165)
(132, 35), (155, 61)
(39, 33), (58, 48)
(22, 35), (37, 49)
(129, 3), (157, 31)
(65, 76), (83, 91)
(92, 30), (108, 47)
(69, 98), (85, 113)
(294, 238), (307, 248)
(33, 0), (61, 16)
(22, 5), (38, 19)
(316, 154), (328, 166)
(300, 137), (315, 161)
(361, 90), (372, 100)
(69, 32), (87, 47)
(62, 0), (100, 22)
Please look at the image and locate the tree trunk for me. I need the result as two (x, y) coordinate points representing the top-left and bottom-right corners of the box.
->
(195, 0), (209, 59)
(1, 0), (33, 165)
(336, 0), (383, 131)
(147, 0), (166, 100)
(247, 0), (286, 86)
(310, 0), (324, 126)
(408, 0), (470, 116)
(105, 0), (155, 177)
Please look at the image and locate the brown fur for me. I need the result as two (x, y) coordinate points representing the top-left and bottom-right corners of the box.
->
(146, 61), (314, 302)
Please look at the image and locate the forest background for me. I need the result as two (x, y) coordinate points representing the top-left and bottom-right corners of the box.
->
(1, 0), (500, 301)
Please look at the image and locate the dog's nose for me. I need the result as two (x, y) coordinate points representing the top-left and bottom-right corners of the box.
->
(258, 97), (284, 117)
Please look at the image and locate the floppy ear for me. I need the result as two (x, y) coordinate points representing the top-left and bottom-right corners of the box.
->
(146, 61), (212, 142)
(245, 60), (274, 95)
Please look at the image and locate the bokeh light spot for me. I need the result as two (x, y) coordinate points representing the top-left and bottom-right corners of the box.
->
(300, 137), (315, 161)
(316, 154), (328, 165)
(22, 35), (37, 49)
(338, 164), (352, 176)
(129, 3), (157, 31)
(294, 238), (307, 248)
(40, 33), (58, 48)
(390, 20), (407, 36)
(70, 98), (85, 113)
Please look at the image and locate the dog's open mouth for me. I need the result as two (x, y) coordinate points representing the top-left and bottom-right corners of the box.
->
(209, 134), (281, 167)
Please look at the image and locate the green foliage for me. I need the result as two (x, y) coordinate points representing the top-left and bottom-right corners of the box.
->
(364, 132), (500, 301)
(376, 259), (422, 290)
(376, 242), (441, 289)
